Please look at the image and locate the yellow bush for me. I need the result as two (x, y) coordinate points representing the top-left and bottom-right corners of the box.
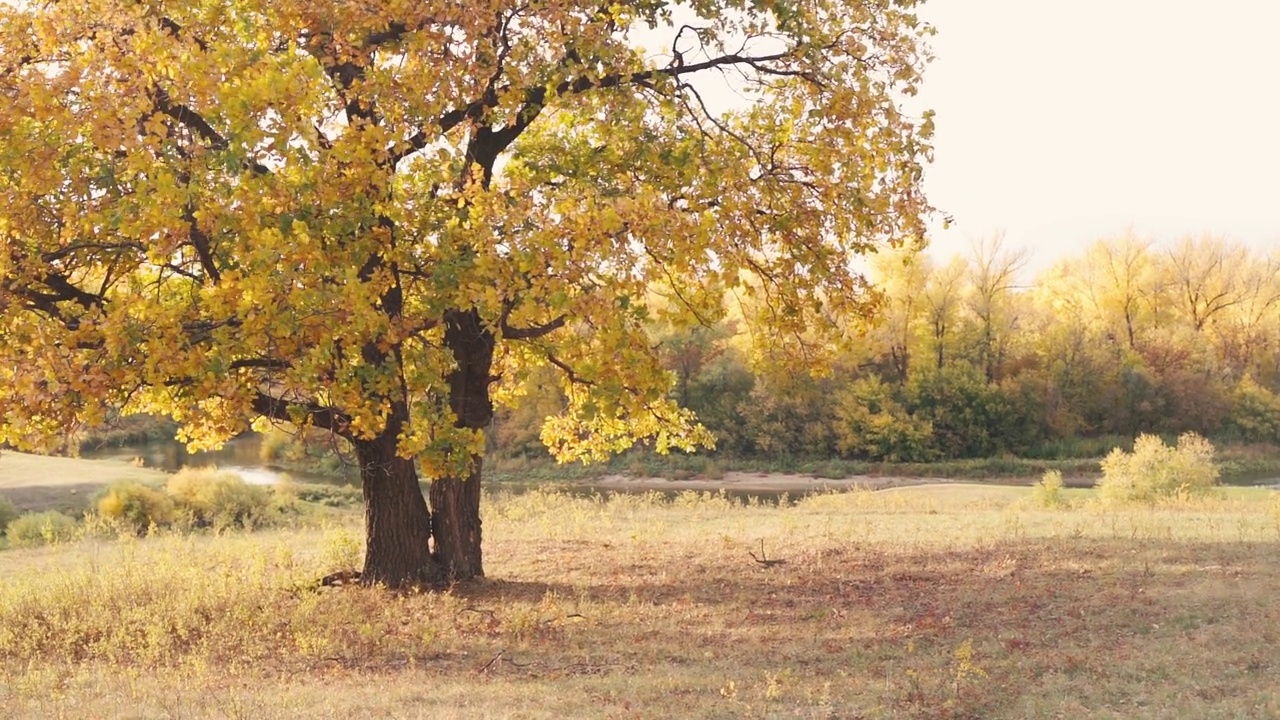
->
(1032, 469), (1067, 508)
(97, 482), (176, 534)
(166, 467), (271, 531)
(1098, 433), (1219, 504)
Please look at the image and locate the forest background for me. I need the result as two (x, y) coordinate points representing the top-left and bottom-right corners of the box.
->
(483, 233), (1280, 469)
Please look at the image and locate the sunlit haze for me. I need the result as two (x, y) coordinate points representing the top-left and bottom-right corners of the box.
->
(919, 0), (1280, 271)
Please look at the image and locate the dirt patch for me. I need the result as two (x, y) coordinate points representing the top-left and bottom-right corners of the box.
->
(586, 471), (956, 494)
(582, 470), (1097, 494)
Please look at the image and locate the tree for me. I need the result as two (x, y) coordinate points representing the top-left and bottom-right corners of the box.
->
(964, 233), (1028, 383)
(1075, 234), (1156, 352)
(0, 0), (935, 585)
(1164, 235), (1250, 333)
(921, 255), (967, 371)
(866, 244), (930, 384)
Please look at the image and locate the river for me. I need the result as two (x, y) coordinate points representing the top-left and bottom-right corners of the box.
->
(83, 435), (1280, 500)
(81, 434), (356, 487)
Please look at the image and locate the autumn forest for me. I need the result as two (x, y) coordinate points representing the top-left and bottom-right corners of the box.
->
(488, 233), (1280, 465)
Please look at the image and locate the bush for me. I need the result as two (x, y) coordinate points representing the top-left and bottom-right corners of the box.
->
(905, 365), (1044, 459)
(97, 482), (176, 533)
(320, 525), (363, 573)
(1098, 433), (1219, 504)
(294, 484), (363, 508)
(0, 494), (18, 534)
(740, 375), (838, 457)
(1031, 470), (1067, 508)
(1224, 376), (1280, 445)
(166, 467), (272, 530)
(258, 428), (292, 463)
(6, 511), (78, 547)
(834, 376), (936, 462)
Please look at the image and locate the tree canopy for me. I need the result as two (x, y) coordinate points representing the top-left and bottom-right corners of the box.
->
(0, 0), (935, 584)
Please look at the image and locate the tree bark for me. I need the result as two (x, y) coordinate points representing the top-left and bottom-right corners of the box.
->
(355, 434), (442, 587)
(429, 460), (485, 579)
(431, 308), (496, 580)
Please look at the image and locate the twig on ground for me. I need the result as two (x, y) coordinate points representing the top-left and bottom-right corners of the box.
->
(748, 539), (787, 568)
(477, 649), (505, 673)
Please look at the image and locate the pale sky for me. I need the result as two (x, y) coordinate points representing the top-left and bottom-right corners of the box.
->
(919, 0), (1280, 270)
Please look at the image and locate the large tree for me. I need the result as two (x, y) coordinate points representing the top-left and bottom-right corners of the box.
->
(0, 0), (934, 586)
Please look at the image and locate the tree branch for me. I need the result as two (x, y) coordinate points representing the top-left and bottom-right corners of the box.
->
(252, 391), (350, 436)
(501, 315), (566, 340)
(390, 46), (806, 167)
(182, 202), (221, 283)
(150, 88), (271, 174)
(546, 353), (594, 387)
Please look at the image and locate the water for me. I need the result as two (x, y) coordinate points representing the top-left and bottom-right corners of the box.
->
(80, 434), (354, 486)
(78, 437), (805, 502)
(84, 435), (1280, 496)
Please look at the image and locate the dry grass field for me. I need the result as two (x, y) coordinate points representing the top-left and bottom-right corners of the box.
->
(2, 480), (1280, 718)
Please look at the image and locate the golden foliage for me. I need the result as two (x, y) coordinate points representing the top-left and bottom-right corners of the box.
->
(0, 0), (934, 470)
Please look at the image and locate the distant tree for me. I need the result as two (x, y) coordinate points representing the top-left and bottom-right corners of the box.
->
(1077, 234), (1157, 352)
(656, 321), (757, 456)
(922, 256), (968, 371)
(0, 0), (935, 585)
(964, 233), (1028, 383)
(866, 245), (931, 384)
(1164, 236), (1251, 333)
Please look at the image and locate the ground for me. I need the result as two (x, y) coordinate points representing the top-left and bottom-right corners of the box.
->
(0, 451), (169, 514)
(585, 470), (1095, 494)
(2, 464), (1280, 718)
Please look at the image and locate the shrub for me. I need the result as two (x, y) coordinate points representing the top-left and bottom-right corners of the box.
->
(166, 467), (272, 530)
(320, 525), (363, 573)
(905, 365), (1043, 459)
(834, 376), (936, 462)
(1224, 376), (1280, 445)
(1031, 470), (1067, 508)
(258, 428), (292, 463)
(0, 494), (19, 533)
(1098, 433), (1219, 504)
(97, 482), (176, 533)
(294, 484), (363, 508)
(740, 375), (838, 457)
(6, 511), (78, 547)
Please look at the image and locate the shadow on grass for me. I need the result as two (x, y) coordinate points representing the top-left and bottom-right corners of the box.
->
(1, 482), (103, 515)
(460, 536), (1280, 715)
(4, 533), (1279, 717)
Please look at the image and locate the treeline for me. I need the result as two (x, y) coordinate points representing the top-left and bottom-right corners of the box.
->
(493, 233), (1280, 462)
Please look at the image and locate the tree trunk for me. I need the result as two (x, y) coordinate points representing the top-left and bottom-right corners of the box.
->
(431, 308), (496, 580)
(355, 434), (442, 587)
(429, 459), (485, 579)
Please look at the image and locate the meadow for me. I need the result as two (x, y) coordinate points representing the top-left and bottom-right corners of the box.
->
(2, 470), (1280, 718)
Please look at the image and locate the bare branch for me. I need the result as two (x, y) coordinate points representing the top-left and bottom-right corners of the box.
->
(391, 46), (809, 167)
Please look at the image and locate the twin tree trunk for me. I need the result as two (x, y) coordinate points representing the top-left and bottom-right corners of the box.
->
(358, 309), (495, 587)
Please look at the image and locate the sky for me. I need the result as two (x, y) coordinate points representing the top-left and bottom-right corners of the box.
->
(917, 0), (1280, 271)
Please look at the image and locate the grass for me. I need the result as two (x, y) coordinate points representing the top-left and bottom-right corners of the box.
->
(0, 451), (170, 514)
(4, 484), (1280, 717)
